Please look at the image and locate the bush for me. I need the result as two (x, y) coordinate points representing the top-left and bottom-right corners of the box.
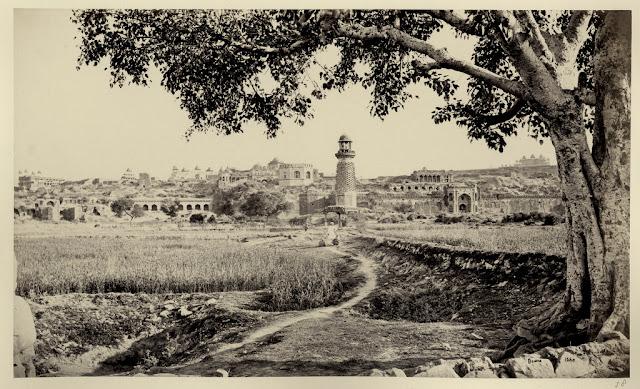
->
(60, 208), (76, 221)
(289, 216), (309, 226)
(543, 214), (561, 225)
(393, 201), (414, 213)
(378, 214), (403, 224)
(189, 213), (205, 224)
(216, 214), (233, 224)
(110, 198), (134, 218)
(435, 214), (464, 224)
(501, 211), (563, 225)
(207, 215), (217, 224)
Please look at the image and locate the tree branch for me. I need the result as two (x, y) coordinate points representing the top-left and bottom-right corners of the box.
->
(474, 98), (525, 125)
(424, 10), (482, 36)
(571, 87), (596, 106)
(563, 11), (593, 44)
(332, 20), (527, 99)
(520, 11), (557, 66)
(411, 59), (442, 75)
(228, 37), (314, 54)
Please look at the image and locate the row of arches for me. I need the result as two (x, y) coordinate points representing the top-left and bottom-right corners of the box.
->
(285, 171), (312, 179)
(140, 203), (210, 211)
(391, 184), (442, 192)
(417, 174), (443, 183)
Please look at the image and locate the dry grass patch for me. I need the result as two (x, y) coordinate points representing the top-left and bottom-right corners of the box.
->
(15, 236), (356, 310)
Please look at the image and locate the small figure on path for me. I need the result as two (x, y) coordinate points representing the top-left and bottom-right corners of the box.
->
(327, 221), (339, 245)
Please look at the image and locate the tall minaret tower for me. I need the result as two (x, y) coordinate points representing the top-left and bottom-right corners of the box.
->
(335, 134), (357, 208)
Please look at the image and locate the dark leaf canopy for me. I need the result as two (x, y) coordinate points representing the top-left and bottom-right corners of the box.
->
(73, 9), (596, 150)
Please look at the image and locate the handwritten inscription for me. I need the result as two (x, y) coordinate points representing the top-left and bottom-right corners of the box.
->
(614, 379), (627, 388)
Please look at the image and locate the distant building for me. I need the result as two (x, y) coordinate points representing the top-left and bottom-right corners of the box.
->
(514, 154), (551, 167)
(217, 167), (251, 189)
(411, 168), (453, 183)
(249, 164), (278, 181)
(278, 163), (318, 187)
(299, 134), (358, 217)
(444, 183), (480, 214)
(138, 172), (151, 188)
(334, 134), (357, 209)
(120, 168), (137, 184)
(17, 170), (64, 191)
(168, 166), (209, 183)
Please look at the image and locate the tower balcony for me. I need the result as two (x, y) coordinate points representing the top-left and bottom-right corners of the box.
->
(335, 150), (356, 158)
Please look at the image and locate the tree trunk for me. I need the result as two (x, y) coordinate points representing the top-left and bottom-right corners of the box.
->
(591, 10), (631, 338)
(510, 11), (630, 352)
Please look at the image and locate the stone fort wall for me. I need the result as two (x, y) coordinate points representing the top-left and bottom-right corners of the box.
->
(479, 196), (563, 214)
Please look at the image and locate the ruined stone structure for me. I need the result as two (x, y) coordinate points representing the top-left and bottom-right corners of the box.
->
(17, 170), (64, 191)
(216, 163), (280, 189)
(389, 182), (447, 193)
(138, 172), (151, 188)
(514, 154), (551, 167)
(411, 168), (453, 183)
(168, 166), (209, 183)
(480, 195), (563, 214)
(133, 198), (212, 212)
(299, 190), (335, 215)
(217, 167), (251, 189)
(120, 168), (138, 184)
(278, 163), (318, 187)
(444, 183), (480, 213)
(387, 168), (479, 214)
(334, 135), (357, 209)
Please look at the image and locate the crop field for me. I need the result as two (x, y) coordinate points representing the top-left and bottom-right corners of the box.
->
(367, 223), (566, 256)
(15, 233), (357, 311)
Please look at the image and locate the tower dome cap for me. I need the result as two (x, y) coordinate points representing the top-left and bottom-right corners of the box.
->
(339, 134), (352, 142)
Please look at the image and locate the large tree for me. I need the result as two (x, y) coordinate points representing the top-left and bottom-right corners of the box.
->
(73, 9), (630, 353)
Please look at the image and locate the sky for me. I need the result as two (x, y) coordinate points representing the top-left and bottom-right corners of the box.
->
(13, 9), (556, 181)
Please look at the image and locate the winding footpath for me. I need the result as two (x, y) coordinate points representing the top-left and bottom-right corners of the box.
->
(211, 244), (378, 355)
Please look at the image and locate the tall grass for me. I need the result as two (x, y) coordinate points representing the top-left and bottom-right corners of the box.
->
(370, 224), (566, 256)
(14, 236), (353, 310)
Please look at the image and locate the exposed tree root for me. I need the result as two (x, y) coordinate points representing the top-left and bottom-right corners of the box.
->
(497, 299), (589, 361)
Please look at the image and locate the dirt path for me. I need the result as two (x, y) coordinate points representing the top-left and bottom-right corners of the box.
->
(200, 245), (378, 357)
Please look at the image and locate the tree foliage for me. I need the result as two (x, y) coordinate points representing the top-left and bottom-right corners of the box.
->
(160, 199), (181, 217)
(72, 9), (564, 150)
(240, 191), (291, 219)
(212, 182), (291, 219)
(130, 204), (145, 219)
(110, 197), (134, 218)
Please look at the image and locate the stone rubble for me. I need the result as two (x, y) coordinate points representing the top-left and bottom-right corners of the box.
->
(368, 336), (629, 378)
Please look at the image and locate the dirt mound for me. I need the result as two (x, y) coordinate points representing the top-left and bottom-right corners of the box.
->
(351, 237), (565, 347)
(94, 307), (259, 374)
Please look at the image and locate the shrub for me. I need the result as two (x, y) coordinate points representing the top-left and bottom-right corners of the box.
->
(393, 201), (414, 213)
(435, 214), (464, 224)
(543, 214), (561, 226)
(501, 211), (563, 225)
(110, 198), (134, 218)
(189, 213), (205, 224)
(61, 208), (76, 221)
(207, 215), (216, 224)
(160, 200), (180, 217)
(289, 216), (309, 226)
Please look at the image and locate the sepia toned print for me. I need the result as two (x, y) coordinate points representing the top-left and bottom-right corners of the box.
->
(13, 9), (629, 378)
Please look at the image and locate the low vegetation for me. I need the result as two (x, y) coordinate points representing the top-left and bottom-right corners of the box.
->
(369, 224), (566, 256)
(501, 211), (562, 225)
(15, 235), (356, 311)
